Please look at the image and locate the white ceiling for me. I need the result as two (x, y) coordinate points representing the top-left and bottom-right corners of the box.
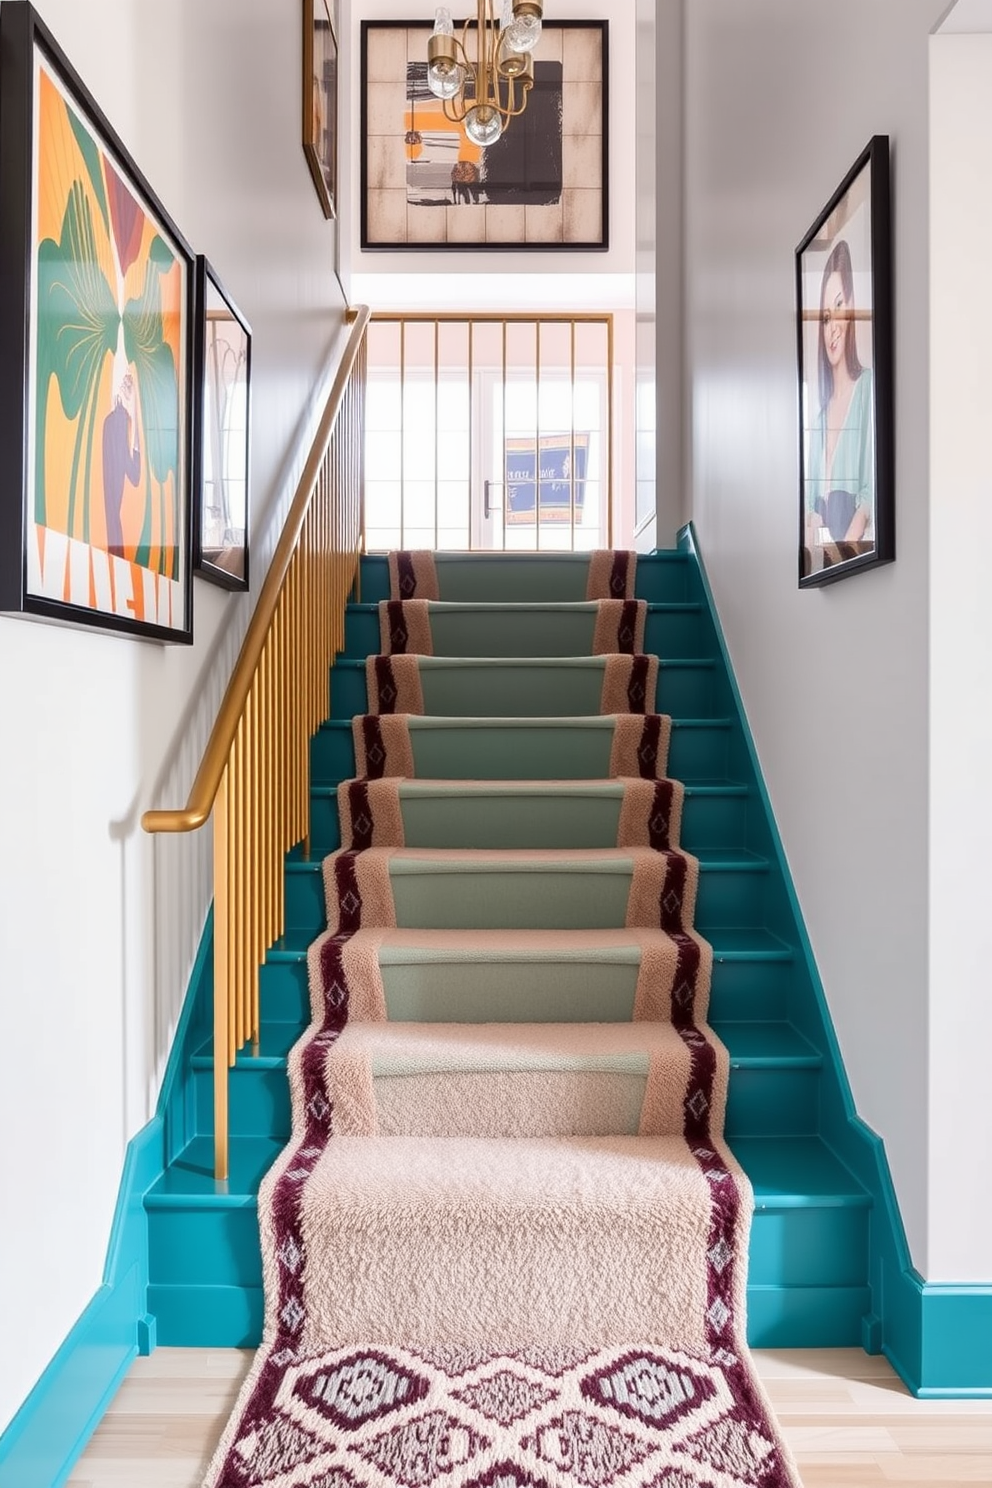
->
(936, 0), (992, 32)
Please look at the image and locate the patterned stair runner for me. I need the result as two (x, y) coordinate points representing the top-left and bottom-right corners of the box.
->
(205, 549), (801, 1488)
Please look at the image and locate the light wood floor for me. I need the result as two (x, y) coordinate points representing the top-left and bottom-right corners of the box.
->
(66, 1347), (992, 1487)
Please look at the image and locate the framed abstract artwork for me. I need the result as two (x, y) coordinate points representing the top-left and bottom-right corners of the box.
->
(796, 135), (894, 588)
(192, 259), (251, 591)
(361, 19), (608, 250)
(0, 1), (195, 641)
(304, 0), (338, 219)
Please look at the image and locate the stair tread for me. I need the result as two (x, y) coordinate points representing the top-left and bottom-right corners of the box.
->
(728, 1137), (870, 1205)
(348, 600), (703, 614)
(295, 1019), (711, 1073)
(293, 846), (769, 874)
(149, 1133), (867, 1210)
(337, 655), (716, 671)
(712, 1022), (821, 1066)
(195, 1019), (818, 1073)
(312, 778), (750, 801)
(270, 924), (795, 960)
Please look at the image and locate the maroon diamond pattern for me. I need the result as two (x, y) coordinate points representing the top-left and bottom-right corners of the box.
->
(580, 1349), (718, 1429)
(292, 1351), (430, 1432)
(357, 1411), (490, 1486)
(452, 1370), (555, 1425)
(523, 1411), (650, 1488)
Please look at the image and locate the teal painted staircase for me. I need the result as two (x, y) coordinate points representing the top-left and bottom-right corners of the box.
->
(144, 547), (872, 1348)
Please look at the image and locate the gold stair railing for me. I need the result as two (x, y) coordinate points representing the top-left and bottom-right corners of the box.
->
(142, 306), (369, 1181)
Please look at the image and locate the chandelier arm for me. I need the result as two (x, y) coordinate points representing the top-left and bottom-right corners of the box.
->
(442, 92), (469, 124)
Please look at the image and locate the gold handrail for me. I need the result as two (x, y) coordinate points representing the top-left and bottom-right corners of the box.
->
(143, 306), (369, 834)
(143, 305), (370, 1180)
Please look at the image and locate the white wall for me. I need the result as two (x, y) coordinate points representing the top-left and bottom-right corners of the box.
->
(928, 35), (992, 1279)
(633, 0), (657, 550)
(0, 0), (348, 1430)
(343, 0), (636, 312)
(649, 0), (685, 550)
(684, 0), (947, 1275)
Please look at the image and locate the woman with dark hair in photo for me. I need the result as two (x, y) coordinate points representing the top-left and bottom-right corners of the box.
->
(805, 237), (874, 548)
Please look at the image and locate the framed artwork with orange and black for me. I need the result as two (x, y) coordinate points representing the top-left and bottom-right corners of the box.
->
(0, 1), (195, 640)
(796, 135), (894, 588)
(361, 19), (608, 251)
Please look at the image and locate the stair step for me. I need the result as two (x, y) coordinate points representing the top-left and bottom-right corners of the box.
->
(331, 655), (716, 719)
(261, 1131), (747, 1348)
(191, 1015), (821, 1143)
(344, 601), (706, 660)
(291, 846), (769, 935)
(323, 1020), (725, 1138)
(308, 779), (751, 856)
(357, 550), (693, 605)
(312, 715), (733, 788)
(145, 1133), (867, 1348)
(262, 926), (796, 1025)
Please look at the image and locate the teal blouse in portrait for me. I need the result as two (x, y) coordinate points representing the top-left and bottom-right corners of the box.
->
(805, 368), (874, 542)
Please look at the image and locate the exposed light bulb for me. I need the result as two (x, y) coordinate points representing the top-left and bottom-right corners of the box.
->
(427, 8), (464, 100)
(504, 2), (541, 53)
(464, 104), (503, 147)
(427, 56), (465, 98)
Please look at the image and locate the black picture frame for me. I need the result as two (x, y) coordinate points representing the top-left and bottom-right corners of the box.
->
(304, 0), (338, 219)
(192, 258), (251, 592)
(0, 0), (195, 641)
(796, 135), (894, 588)
(361, 19), (609, 251)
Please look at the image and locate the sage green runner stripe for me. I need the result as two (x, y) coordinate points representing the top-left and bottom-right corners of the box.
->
(397, 789), (624, 848)
(380, 961), (640, 1023)
(417, 657), (614, 717)
(429, 554), (612, 603)
(407, 716), (618, 778)
(389, 857), (638, 930)
(423, 603), (603, 658)
(365, 933), (648, 1022)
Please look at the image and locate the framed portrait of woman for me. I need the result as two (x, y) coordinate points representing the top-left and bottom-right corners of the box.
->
(795, 135), (894, 588)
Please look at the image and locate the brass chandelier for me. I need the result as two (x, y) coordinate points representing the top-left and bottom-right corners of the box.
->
(426, 0), (544, 147)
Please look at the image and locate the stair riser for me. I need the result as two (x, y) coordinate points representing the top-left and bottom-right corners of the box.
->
(148, 1280), (869, 1349)
(149, 1284), (263, 1349)
(344, 607), (705, 660)
(330, 661), (716, 721)
(259, 953), (794, 1026)
(724, 1069), (818, 1137)
(308, 786), (750, 857)
(148, 1197), (866, 1292)
(193, 1059), (820, 1143)
(356, 554), (693, 606)
(311, 720), (732, 785)
(285, 862), (767, 935)
(145, 1203), (866, 1346)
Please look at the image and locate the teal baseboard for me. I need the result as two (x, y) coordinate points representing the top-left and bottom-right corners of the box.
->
(0, 1120), (162, 1488)
(679, 522), (992, 1394)
(0, 1282), (138, 1488)
(884, 1273), (992, 1398)
(0, 913), (214, 1486)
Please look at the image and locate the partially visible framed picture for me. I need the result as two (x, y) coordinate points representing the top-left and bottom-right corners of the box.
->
(192, 259), (251, 591)
(796, 135), (893, 588)
(0, 1), (195, 641)
(304, 0), (337, 219)
(361, 19), (608, 251)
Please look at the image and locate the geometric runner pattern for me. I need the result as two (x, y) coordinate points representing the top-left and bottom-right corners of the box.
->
(202, 549), (802, 1488)
(205, 1342), (798, 1487)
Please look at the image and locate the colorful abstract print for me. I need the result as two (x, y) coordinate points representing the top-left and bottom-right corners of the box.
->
(30, 55), (185, 628)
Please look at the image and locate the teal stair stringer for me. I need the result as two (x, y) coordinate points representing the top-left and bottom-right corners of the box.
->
(0, 913), (215, 1488)
(680, 521), (992, 1397)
